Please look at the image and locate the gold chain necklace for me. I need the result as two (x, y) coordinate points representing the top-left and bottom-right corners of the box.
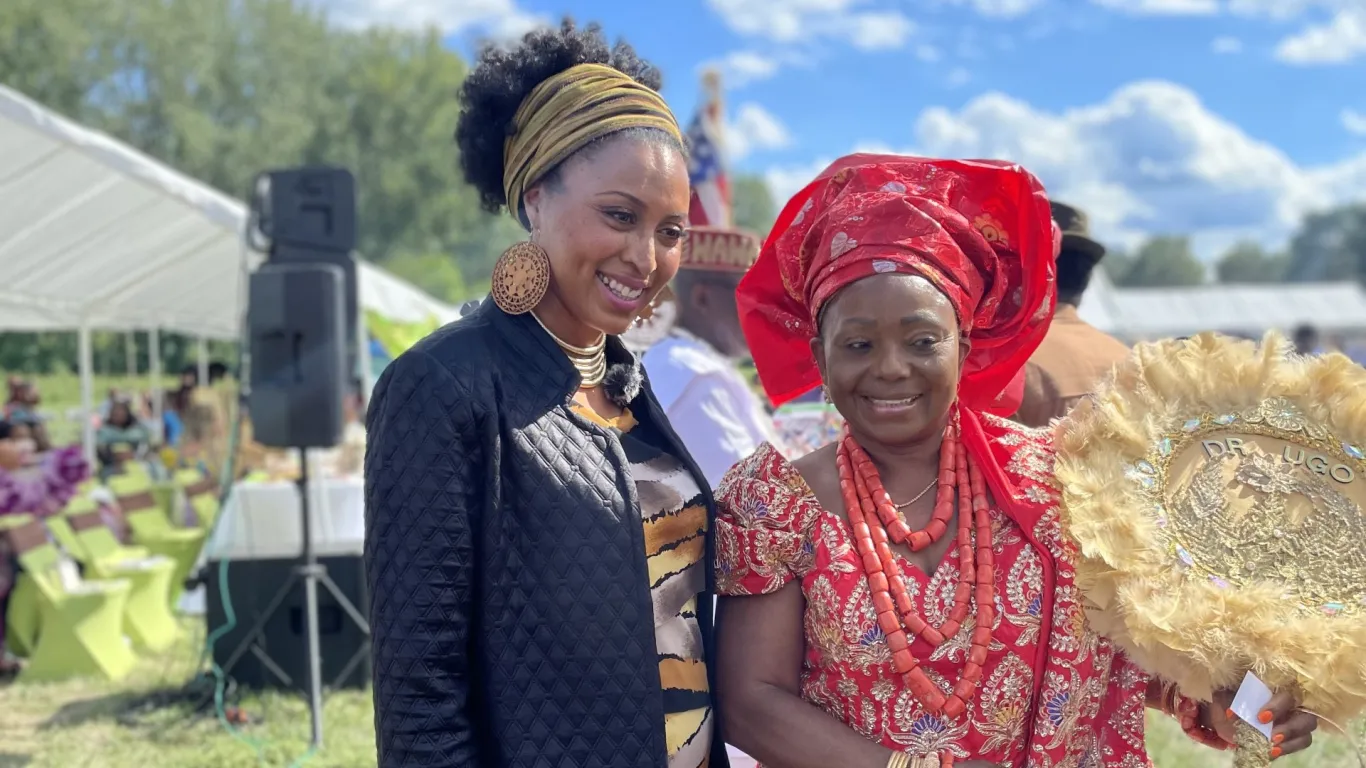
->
(531, 312), (607, 388)
(893, 477), (938, 510)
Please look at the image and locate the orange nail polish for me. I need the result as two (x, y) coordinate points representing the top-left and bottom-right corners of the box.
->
(1259, 710), (1274, 724)
(1226, 708), (1235, 719)
(1272, 733), (1285, 745)
(1270, 746), (1283, 759)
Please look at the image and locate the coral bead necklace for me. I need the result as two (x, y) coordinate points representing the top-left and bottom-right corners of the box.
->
(836, 412), (996, 766)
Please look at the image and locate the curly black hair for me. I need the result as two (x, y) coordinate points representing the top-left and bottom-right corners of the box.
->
(456, 19), (681, 219)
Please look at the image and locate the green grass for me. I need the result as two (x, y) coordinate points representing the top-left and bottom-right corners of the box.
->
(2, 619), (1360, 767)
(0, 621), (374, 768)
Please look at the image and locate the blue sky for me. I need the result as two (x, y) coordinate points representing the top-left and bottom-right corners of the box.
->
(322, 0), (1366, 257)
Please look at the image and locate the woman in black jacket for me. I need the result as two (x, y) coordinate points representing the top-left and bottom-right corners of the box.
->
(364, 20), (728, 768)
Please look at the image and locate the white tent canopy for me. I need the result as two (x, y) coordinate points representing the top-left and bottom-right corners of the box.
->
(1079, 268), (1366, 341)
(0, 84), (458, 460)
(0, 84), (457, 336)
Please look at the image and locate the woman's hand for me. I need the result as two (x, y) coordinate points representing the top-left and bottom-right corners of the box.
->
(1201, 688), (1319, 758)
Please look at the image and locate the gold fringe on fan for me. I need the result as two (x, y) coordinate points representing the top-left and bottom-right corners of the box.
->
(1055, 331), (1366, 725)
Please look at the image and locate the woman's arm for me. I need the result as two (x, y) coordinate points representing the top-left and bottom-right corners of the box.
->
(716, 587), (894, 768)
(364, 350), (483, 766)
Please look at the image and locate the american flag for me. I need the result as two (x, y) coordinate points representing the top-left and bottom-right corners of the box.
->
(686, 79), (731, 228)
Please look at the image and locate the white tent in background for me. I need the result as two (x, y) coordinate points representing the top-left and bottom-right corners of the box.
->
(1077, 266), (1366, 342)
(0, 84), (457, 460)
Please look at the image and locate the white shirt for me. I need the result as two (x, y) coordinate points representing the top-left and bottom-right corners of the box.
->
(643, 330), (780, 489)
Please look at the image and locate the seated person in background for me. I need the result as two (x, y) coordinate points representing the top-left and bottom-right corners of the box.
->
(3, 419), (40, 466)
(160, 390), (184, 447)
(97, 387), (123, 420)
(96, 399), (151, 474)
(3, 381), (51, 452)
(0, 420), (21, 472)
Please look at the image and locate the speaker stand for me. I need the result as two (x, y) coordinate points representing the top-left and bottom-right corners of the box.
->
(217, 448), (371, 749)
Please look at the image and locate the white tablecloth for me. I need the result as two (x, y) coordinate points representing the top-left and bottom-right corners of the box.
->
(206, 477), (364, 560)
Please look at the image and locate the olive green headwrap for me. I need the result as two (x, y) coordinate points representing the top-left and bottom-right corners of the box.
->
(502, 63), (683, 222)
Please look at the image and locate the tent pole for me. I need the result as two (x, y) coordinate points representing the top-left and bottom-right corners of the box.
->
(149, 328), (163, 446)
(78, 323), (95, 468)
(197, 337), (209, 385)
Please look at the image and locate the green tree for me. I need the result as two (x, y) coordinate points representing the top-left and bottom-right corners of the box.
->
(1100, 249), (1134, 285)
(1115, 236), (1205, 287)
(1215, 242), (1287, 284)
(1283, 205), (1366, 283)
(0, 0), (120, 119)
(383, 252), (472, 305)
(731, 173), (776, 237)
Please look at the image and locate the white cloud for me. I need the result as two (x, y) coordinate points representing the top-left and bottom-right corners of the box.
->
(1089, 0), (1219, 15)
(916, 44), (943, 62)
(766, 159), (834, 207)
(946, 68), (974, 88)
(948, 0), (1045, 17)
(1211, 36), (1244, 53)
(763, 81), (1366, 255)
(1088, 0), (1366, 62)
(841, 12), (918, 50)
(704, 0), (915, 49)
(1227, 0), (1355, 20)
(1344, 108), (1366, 135)
(1275, 9), (1366, 64)
(314, 0), (545, 37)
(701, 52), (781, 88)
(725, 104), (794, 161)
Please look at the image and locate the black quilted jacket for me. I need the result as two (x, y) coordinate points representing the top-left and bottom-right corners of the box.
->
(364, 300), (729, 768)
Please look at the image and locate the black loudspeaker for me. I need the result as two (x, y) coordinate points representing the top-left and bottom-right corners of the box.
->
(249, 167), (360, 384)
(205, 555), (371, 690)
(248, 264), (347, 448)
(271, 244), (359, 379)
(256, 167), (357, 253)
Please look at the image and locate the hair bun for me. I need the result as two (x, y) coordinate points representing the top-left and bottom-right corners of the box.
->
(455, 18), (663, 215)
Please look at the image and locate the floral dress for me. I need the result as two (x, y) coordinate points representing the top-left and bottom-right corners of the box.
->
(714, 411), (1153, 768)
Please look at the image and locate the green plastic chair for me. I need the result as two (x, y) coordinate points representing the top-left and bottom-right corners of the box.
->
(63, 506), (150, 562)
(6, 521), (136, 682)
(114, 491), (205, 611)
(1, 514), (39, 657)
(45, 517), (180, 653)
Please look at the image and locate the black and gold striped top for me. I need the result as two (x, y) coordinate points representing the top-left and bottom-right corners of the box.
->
(572, 404), (713, 768)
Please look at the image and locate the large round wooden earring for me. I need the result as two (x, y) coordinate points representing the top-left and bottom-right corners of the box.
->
(490, 238), (550, 315)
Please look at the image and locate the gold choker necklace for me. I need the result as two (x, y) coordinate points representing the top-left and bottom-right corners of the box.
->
(531, 313), (607, 388)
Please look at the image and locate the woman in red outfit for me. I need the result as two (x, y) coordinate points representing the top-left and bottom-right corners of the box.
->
(711, 155), (1320, 767)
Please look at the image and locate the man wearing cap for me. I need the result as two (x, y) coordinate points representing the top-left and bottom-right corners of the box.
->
(1022, 201), (1129, 426)
(642, 227), (781, 488)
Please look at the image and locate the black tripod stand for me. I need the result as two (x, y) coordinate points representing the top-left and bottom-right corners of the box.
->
(217, 448), (371, 748)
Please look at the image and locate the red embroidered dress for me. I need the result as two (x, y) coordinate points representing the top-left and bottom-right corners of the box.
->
(715, 410), (1152, 767)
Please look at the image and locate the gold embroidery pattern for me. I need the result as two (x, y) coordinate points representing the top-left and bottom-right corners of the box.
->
(1005, 546), (1045, 647)
(972, 652), (1033, 754)
(890, 683), (971, 759)
(807, 574), (848, 667)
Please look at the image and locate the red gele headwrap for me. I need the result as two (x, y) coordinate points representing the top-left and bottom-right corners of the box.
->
(737, 154), (1059, 414)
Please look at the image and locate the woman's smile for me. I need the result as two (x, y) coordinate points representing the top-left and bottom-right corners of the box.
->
(596, 271), (648, 311)
(860, 393), (924, 416)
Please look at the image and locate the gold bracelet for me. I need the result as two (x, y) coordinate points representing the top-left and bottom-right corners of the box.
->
(885, 752), (911, 768)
